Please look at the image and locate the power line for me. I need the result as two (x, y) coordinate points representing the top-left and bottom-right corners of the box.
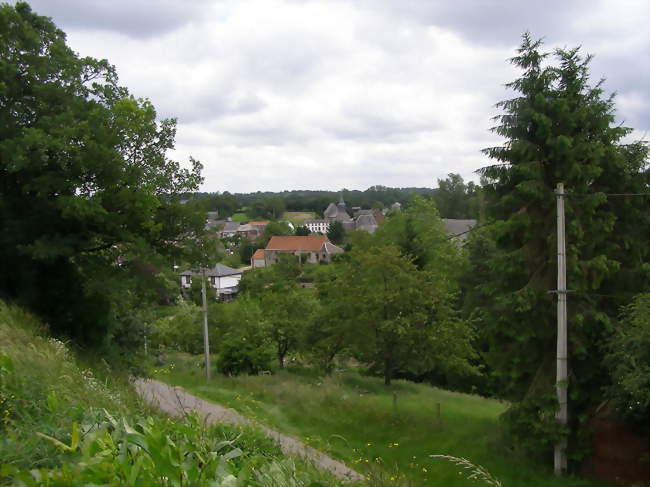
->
(562, 192), (650, 197)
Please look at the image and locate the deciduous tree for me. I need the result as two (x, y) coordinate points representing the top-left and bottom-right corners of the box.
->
(0, 3), (203, 346)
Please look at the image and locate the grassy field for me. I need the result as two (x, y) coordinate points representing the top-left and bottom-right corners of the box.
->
(231, 212), (251, 222)
(282, 211), (317, 226)
(0, 302), (344, 486)
(158, 353), (598, 487)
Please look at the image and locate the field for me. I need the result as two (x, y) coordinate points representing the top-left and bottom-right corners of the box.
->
(282, 211), (317, 226)
(231, 212), (251, 222)
(0, 302), (343, 486)
(158, 353), (599, 487)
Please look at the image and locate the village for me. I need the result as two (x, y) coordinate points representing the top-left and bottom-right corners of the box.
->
(2, 2), (648, 486)
(179, 194), (477, 301)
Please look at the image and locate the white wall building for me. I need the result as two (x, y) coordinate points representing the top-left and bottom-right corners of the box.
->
(179, 263), (243, 300)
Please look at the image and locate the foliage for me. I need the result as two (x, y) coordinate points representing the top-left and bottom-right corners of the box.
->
(212, 298), (274, 376)
(606, 293), (650, 428)
(295, 225), (310, 236)
(149, 301), (203, 354)
(475, 33), (649, 461)
(192, 187), (435, 216)
(255, 221), (293, 248)
(160, 359), (598, 487)
(0, 300), (137, 471)
(0, 300), (343, 486)
(318, 245), (476, 385)
(430, 456), (502, 486)
(250, 197), (286, 220)
(327, 221), (345, 244)
(0, 3), (204, 348)
(432, 173), (481, 219)
(374, 196), (463, 276)
(217, 333), (274, 376)
(238, 238), (263, 264)
(261, 289), (320, 368)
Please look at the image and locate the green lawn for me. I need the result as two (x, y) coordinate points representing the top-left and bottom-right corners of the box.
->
(231, 212), (251, 222)
(157, 353), (598, 487)
(282, 211), (317, 226)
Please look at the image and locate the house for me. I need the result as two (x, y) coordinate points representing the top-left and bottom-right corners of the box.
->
(251, 248), (266, 268)
(355, 213), (378, 233)
(205, 211), (225, 232)
(219, 221), (240, 238)
(442, 219), (477, 243)
(318, 194), (393, 233)
(237, 221), (268, 240)
(304, 219), (330, 234)
(264, 235), (344, 265)
(179, 263), (243, 300)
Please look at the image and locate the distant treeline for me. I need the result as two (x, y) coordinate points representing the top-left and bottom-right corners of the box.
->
(187, 175), (482, 220)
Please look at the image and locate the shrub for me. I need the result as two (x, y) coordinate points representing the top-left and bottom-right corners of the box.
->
(217, 332), (274, 376)
(606, 293), (650, 429)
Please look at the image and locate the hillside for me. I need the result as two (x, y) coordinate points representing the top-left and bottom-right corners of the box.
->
(0, 300), (348, 486)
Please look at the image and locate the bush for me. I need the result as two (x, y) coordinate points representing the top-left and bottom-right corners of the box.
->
(606, 293), (650, 429)
(149, 301), (203, 353)
(217, 333), (274, 376)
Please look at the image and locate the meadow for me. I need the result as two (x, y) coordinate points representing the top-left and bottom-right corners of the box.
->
(0, 301), (344, 486)
(158, 353), (600, 487)
(282, 211), (318, 226)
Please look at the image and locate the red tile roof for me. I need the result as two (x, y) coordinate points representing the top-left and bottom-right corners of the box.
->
(248, 221), (269, 226)
(265, 235), (329, 251)
(252, 249), (265, 260)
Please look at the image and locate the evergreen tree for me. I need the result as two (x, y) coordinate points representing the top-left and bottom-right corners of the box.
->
(478, 34), (649, 461)
(327, 221), (345, 244)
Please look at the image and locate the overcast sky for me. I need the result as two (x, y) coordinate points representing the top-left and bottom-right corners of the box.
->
(20, 0), (650, 193)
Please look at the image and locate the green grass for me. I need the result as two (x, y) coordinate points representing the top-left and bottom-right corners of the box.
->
(0, 301), (347, 486)
(231, 212), (251, 222)
(282, 211), (317, 226)
(159, 352), (600, 487)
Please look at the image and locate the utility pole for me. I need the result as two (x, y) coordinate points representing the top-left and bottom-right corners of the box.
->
(201, 268), (211, 381)
(554, 182), (568, 475)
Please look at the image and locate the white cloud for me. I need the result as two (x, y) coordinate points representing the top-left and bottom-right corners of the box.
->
(24, 0), (650, 192)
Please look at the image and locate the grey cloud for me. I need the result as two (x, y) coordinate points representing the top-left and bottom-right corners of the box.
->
(21, 0), (211, 38)
(325, 110), (439, 141)
(157, 88), (266, 125)
(351, 0), (592, 46)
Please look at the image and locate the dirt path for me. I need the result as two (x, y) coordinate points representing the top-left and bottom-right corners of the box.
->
(134, 378), (364, 483)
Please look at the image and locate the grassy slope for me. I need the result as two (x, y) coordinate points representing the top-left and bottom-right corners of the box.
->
(160, 353), (599, 487)
(0, 301), (345, 486)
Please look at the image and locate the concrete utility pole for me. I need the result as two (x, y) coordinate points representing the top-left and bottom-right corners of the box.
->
(555, 182), (568, 475)
(201, 268), (211, 381)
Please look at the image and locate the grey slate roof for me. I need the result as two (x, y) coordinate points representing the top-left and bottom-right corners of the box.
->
(205, 219), (225, 231)
(324, 202), (338, 218)
(442, 219), (477, 241)
(179, 263), (242, 277)
(355, 214), (378, 233)
(221, 221), (241, 233)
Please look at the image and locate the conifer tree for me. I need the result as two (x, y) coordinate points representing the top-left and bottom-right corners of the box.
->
(478, 34), (649, 461)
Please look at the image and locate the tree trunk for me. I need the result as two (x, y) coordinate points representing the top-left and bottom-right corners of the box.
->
(384, 357), (392, 386)
(278, 342), (285, 369)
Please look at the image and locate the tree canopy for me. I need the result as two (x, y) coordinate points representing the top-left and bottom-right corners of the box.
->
(0, 3), (203, 346)
(474, 34), (649, 461)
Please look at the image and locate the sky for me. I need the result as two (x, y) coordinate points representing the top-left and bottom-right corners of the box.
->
(18, 0), (650, 193)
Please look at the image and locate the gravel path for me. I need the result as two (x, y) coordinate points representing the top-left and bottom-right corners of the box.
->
(134, 378), (364, 483)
